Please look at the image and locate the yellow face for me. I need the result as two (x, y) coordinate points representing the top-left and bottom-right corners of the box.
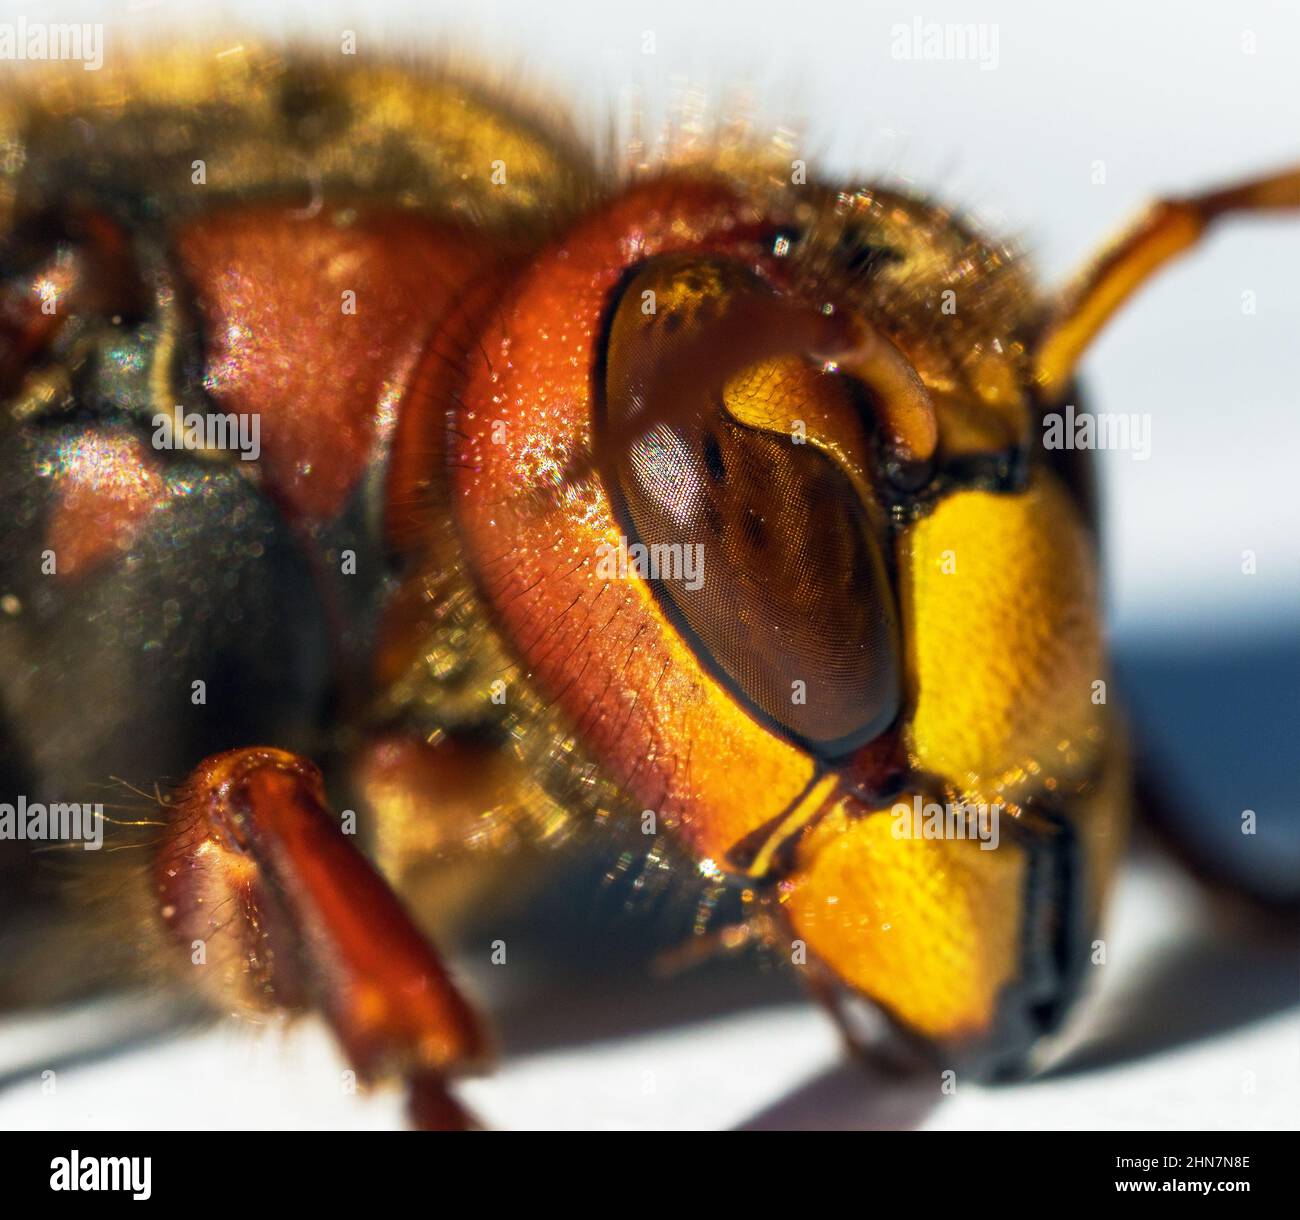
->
(781, 477), (1123, 1060)
(448, 173), (1127, 1071)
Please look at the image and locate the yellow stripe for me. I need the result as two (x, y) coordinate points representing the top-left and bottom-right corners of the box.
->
(744, 772), (841, 879)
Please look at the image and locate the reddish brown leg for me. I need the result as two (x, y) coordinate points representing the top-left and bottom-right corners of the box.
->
(156, 747), (488, 1130)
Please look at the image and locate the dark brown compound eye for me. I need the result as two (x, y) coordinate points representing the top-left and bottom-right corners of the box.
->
(598, 255), (902, 759)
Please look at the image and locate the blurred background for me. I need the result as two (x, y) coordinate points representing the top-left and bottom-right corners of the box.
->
(0, 0), (1296, 1128)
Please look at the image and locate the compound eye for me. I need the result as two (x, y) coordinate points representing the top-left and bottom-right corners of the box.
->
(599, 256), (902, 758)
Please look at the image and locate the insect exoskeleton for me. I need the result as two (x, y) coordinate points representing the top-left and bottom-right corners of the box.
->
(0, 48), (1119, 1083)
(445, 166), (1123, 1074)
(3, 45), (1295, 1124)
